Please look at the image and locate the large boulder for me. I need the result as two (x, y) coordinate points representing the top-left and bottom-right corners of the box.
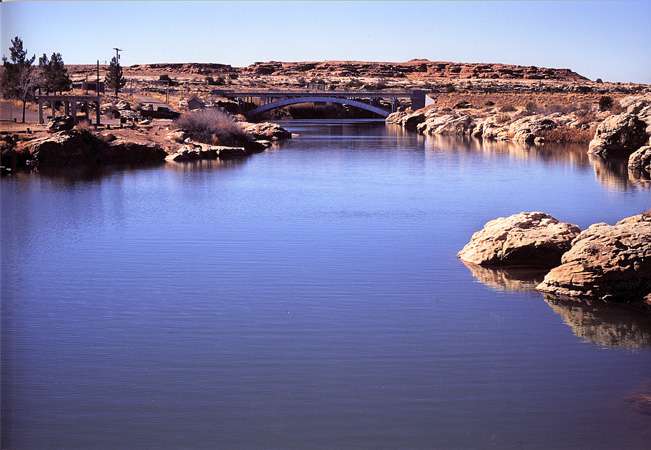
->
(509, 115), (557, 145)
(588, 113), (648, 157)
(537, 212), (651, 302)
(458, 212), (581, 267)
(628, 145), (651, 178)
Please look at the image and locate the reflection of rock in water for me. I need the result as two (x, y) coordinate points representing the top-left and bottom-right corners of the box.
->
(628, 167), (651, 189)
(462, 261), (547, 292)
(626, 382), (651, 416)
(422, 136), (642, 191)
(544, 296), (651, 349)
(588, 154), (648, 192)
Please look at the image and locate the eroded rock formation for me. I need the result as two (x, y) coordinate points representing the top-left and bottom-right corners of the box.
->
(458, 212), (581, 267)
(537, 212), (651, 302)
(588, 113), (648, 157)
(628, 145), (651, 178)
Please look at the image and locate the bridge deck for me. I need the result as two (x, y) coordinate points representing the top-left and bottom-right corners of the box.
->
(212, 90), (414, 98)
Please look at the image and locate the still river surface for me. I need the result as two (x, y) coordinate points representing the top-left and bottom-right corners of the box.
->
(2, 121), (651, 449)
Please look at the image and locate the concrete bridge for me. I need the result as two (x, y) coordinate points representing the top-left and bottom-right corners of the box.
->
(212, 89), (426, 119)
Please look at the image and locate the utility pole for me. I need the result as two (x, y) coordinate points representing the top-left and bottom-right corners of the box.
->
(96, 60), (100, 96)
(112, 47), (123, 98)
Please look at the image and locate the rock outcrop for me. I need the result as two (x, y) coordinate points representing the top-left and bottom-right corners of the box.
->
(537, 212), (651, 302)
(458, 212), (581, 267)
(588, 113), (648, 157)
(628, 145), (651, 178)
(241, 122), (291, 141)
(166, 142), (248, 162)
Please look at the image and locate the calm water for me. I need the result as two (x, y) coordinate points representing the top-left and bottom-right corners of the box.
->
(2, 121), (651, 449)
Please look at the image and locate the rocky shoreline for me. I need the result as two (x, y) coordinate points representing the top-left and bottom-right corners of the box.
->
(0, 112), (292, 174)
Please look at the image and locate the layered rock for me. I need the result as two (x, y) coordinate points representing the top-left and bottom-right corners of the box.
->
(537, 212), (651, 302)
(588, 113), (648, 157)
(240, 60), (589, 81)
(458, 212), (581, 267)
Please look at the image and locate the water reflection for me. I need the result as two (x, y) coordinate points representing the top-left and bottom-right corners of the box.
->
(462, 262), (651, 349)
(422, 134), (648, 192)
(545, 297), (651, 349)
(462, 261), (546, 292)
(33, 162), (166, 184)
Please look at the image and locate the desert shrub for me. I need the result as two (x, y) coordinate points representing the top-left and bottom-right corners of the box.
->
(499, 104), (516, 112)
(545, 103), (577, 114)
(524, 101), (540, 114)
(175, 109), (247, 146)
(599, 95), (614, 111)
(595, 78), (603, 84)
(539, 125), (596, 144)
(345, 78), (364, 88)
(374, 78), (388, 90)
(484, 100), (495, 107)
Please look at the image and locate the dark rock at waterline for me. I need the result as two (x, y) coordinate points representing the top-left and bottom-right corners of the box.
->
(1, 134), (31, 171)
(26, 130), (166, 167)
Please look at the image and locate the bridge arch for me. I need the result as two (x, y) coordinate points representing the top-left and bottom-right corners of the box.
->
(246, 96), (390, 118)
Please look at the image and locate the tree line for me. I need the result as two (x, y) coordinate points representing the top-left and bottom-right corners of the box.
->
(1, 36), (126, 122)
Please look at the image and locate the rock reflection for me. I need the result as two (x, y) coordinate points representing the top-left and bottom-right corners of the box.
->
(461, 262), (651, 349)
(628, 167), (651, 189)
(588, 154), (644, 192)
(462, 261), (547, 292)
(34, 162), (166, 184)
(544, 296), (651, 349)
(423, 134), (647, 192)
(164, 158), (247, 173)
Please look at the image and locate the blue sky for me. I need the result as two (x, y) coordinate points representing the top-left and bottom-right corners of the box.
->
(1, 1), (650, 83)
